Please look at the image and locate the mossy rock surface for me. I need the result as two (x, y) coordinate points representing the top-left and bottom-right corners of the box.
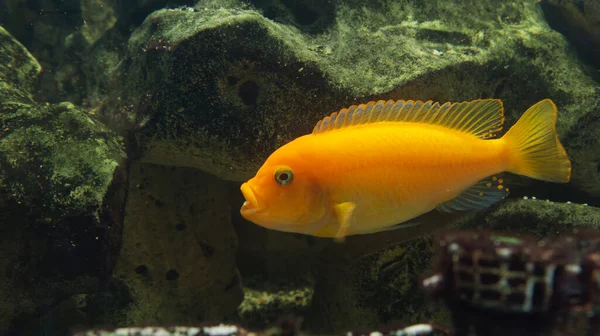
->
(103, 1), (599, 203)
(0, 26), (40, 103)
(455, 197), (600, 235)
(0, 0), (200, 104)
(0, 101), (124, 221)
(236, 275), (314, 329)
(0, 25), (128, 334)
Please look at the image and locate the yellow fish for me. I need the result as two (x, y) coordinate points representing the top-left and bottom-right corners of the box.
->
(240, 99), (571, 241)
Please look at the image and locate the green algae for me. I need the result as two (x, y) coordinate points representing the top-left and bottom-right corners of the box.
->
(0, 24), (126, 224)
(80, 0), (117, 45)
(0, 28), (40, 81)
(237, 275), (314, 328)
(0, 24), (129, 334)
(455, 198), (600, 237)
(361, 238), (450, 328)
(0, 102), (125, 223)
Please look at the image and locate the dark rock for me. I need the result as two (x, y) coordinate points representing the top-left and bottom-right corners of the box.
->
(541, 0), (600, 70)
(455, 198), (600, 235)
(0, 100), (126, 225)
(0, 0), (197, 104)
(0, 26), (40, 103)
(111, 162), (243, 325)
(165, 269), (179, 280)
(307, 235), (449, 333)
(15, 278), (133, 336)
(134, 264), (148, 274)
(250, 0), (337, 34)
(0, 26), (128, 334)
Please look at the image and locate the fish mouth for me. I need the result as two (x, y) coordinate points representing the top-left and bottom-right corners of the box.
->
(240, 182), (262, 216)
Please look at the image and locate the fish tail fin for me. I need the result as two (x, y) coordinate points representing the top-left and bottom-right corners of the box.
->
(502, 99), (571, 183)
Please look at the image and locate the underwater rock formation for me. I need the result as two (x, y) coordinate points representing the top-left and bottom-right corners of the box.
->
(0, 26), (127, 333)
(541, 0), (600, 69)
(100, 0), (600, 200)
(236, 275), (314, 329)
(103, 6), (351, 181)
(111, 162), (243, 325)
(0, 26), (40, 103)
(0, 0), (200, 104)
(72, 226), (600, 336)
(305, 198), (600, 333)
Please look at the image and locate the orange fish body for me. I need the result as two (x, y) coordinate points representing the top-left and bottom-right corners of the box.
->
(240, 99), (571, 241)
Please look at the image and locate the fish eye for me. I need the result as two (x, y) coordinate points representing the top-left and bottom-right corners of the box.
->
(274, 167), (294, 186)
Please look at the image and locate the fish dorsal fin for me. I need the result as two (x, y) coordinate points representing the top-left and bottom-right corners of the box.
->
(436, 175), (510, 213)
(312, 99), (504, 139)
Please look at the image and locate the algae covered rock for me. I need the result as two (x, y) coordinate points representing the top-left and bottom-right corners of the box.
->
(455, 197), (600, 235)
(105, 0), (600, 201)
(0, 26), (41, 103)
(0, 26), (128, 334)
(104, 6), (350, 181)
(0, 101), (125, 223)
(236, 275), (314, 329)
(0, 0), (200, 104)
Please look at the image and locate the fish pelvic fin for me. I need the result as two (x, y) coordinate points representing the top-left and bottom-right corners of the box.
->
(312, 99), (504, 139)
(502, 99), (571, 183)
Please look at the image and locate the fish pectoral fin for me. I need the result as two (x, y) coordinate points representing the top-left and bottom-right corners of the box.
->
(436, 175), (510, 213)
(333, 202), (356, 243)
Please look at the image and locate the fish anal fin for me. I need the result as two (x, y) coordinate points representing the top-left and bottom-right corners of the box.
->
(333, 202), (356, 243)
(372, 220), (421, 233)
(312, 99), (504, 139)
(436, 175), (510, 213)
